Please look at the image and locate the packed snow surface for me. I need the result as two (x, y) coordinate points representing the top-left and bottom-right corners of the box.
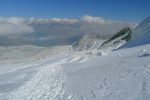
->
(0, 44), (150, 100)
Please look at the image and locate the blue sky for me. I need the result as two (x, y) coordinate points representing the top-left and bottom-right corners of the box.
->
(0, 0), (150, 22)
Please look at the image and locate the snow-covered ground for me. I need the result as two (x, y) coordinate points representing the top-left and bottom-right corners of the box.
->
(0, 43), (150, 100)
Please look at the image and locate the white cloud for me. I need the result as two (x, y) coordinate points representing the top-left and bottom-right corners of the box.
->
(0, 17), (34, 36)
(0, 23), (34, 36)
(28, 17), (78, 24)
(0, 15), (137, 46)
(6, 17), (25, 24)
(80, 15), (106, 24)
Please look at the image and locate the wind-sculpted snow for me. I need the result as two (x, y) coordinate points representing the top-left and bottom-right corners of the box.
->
(0, 44), (150, 100)
(5, 53), (89, 100)
(7, 62), (66, 100)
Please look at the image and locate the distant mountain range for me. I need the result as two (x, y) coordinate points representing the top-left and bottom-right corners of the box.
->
(73, 16), (150, 51)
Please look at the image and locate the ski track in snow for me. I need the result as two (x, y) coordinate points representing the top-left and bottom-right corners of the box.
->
(7, 62), (66, 100)
(4, 53), (88, 100)
(0, 45), (150, 100)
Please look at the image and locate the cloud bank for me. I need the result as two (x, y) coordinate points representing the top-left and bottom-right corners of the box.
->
(0, 15), (137, 46)
(0, 17), (34, 35)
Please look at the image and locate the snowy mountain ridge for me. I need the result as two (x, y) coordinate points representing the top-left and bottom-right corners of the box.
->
(122, 16), (150, 48)
(72, 34), (105, 51)
(99, 27), (132, 50)
(73, 27), (132, 51)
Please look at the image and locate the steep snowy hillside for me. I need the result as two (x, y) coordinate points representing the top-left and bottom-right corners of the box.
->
(72, 34), (105, 51)
(0, 43), (150, 100)
(123, 16), (150, 48)
(99, 27), (132, 50)
(73, 27), (132, 51)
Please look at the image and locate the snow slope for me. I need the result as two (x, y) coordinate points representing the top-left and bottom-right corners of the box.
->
(0, 43), (150, 100)
(123, 16), (150, 48)
(72, 34), (105, 51)
(99, 27), (132, 50)
(73, 27), (132, 51)
(0, 45), (72, 74)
